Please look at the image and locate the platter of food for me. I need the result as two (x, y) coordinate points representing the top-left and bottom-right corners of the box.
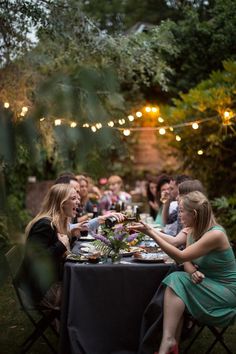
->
(132, 252), (165, 263)
(66, 251), (101, 263)
(66, 253), (89, 262)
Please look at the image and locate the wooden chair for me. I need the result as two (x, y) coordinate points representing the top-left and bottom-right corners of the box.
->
(183, 317), (233, 354)
(5, 245), (60, 354)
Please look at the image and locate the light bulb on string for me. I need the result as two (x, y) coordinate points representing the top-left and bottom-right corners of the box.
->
(192, 122), (199, 130)
(118, 119), (125, 125)
(159, 128), (166, 135)
(123, 129), (131, 136)
(70, 122), (77, 128)
(145, 106), (151, 113)
(108, 121), (114, 127)
(128, 115), (134, 121)
(91, 126), (97, 132)
(22, 106), (28, 113)
(54, 119), (61, 126)
(136, 111), (142, 118)
(151, 107), (158, 113)
(4, 102), (10, 108)
(197, 149), (204, 155)
(40, 117), (45, 122)
(158, 117), (164, 123)
(96, 123), (102, 129)
(222, 109), (234, 125)
(83, 123), (89, 128)
(176, 135), (181, 141)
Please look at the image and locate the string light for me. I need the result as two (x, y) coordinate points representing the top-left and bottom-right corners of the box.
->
(2, 103), (235, 144)
(222, 109), (234, 125)
(128, 115), (134, 121)
(123, 129), (131, 136)
(22, 106), (28, 113)
(151, 107), (158, 113)
(54, 119), (62, 126)
(96, 123), (102, 129)
(197, 149), (204, 155)
(158, 117), (164, 123)
(192, 122), (199, 129)
(159, 128), (166, 135)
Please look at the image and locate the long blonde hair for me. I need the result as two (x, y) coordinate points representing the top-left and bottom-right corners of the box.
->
(180, 191), (217, 240)
(26, 184), (74, 237)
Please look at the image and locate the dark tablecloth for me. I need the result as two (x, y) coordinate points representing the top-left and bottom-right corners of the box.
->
(59, 260), (171, 354)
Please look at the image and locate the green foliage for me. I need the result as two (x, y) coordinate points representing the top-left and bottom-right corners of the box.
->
(162, 0), (236, 93)
(81, 0), (178, 33)
(212, 196), (236, 241)
(163, 60), (236, 197)
(0, 215), (10, 253)
(6, 195), (31, 235)
(0, 0), (51, 66)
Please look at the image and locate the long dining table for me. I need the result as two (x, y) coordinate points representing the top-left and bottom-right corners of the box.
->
(59, 257), (172, 354)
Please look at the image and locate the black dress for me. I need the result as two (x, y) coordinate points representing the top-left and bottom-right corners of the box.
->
(15, 217), (67, 303)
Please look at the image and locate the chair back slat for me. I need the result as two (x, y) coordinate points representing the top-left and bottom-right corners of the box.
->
(5, 245), (24, 278)
(5, 245), (38, 309)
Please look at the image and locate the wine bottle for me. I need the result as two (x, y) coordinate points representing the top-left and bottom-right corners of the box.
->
(105, 212), (139, 228)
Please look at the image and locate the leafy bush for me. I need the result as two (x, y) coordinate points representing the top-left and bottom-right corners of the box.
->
(6, 195), (31, 237)
(212, 196), (236, 242)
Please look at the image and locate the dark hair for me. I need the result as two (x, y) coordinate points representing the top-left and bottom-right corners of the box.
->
(156, 174), (171, 192)
(54, 174), (78, 185)
(173, 174), (192, 186)
(156, 174), (171, 206)
(178, 179), (205, 196)
(146, 177), (157, 201)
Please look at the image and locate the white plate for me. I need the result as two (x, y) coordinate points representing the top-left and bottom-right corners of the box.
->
(132, 252), (165, 263)
(80, 234), (95, 241)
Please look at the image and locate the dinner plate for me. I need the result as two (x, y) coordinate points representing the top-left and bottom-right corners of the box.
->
(132, 252), (165, 263)
(66, 253), (101, 263)
(66, 253), (88, 262)
(80, 235), (95, 241)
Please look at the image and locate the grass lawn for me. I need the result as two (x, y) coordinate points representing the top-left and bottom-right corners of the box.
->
(0, 277), (58, 354)
(1, 276), (235, 354)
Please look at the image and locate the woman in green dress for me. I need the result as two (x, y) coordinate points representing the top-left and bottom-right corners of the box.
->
(133, 191), (236, 354)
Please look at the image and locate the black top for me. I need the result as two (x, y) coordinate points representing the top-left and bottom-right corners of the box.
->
(15, 217), (67, 303)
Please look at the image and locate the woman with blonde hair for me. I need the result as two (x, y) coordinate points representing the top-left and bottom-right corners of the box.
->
(16, 183), (79, 309)
(133, 191), (236, 354)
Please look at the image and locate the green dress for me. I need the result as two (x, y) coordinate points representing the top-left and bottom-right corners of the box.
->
(155, 205), (164, 227)
(162, 226), (236, 327)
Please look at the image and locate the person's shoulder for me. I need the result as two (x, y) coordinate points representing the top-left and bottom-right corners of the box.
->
(207, 225), (226, 235)
(31, 217), (54, 233)
(34, 217), (52, 227)
(204, 225), (227, 242)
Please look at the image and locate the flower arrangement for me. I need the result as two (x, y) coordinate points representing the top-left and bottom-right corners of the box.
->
(91, 224), (143, 263)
